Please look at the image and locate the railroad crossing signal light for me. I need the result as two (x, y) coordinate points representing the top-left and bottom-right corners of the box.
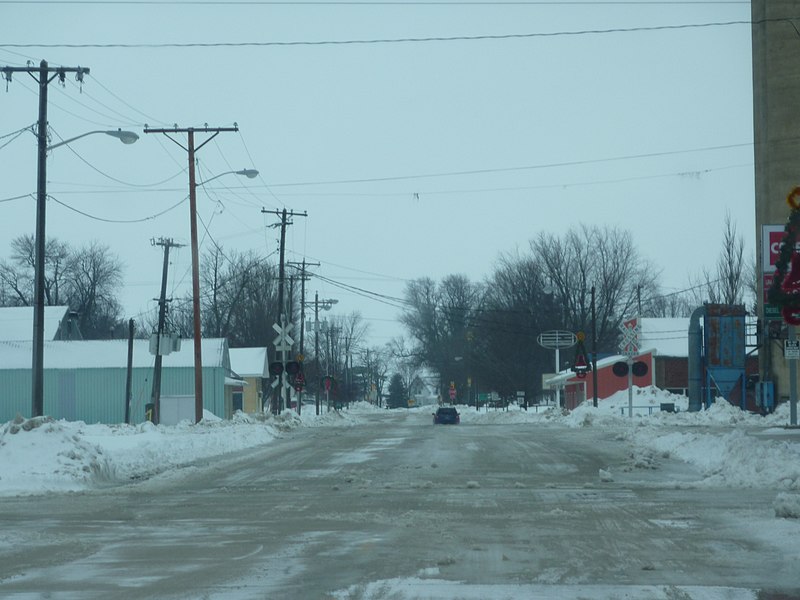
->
(612, 361), (649, 378)
(631, 361), (648, 377)
(285, 361), (301, 375)
(268, 361), (283, 376)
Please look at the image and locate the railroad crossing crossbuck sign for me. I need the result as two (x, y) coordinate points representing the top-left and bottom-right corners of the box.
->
(272, 322), (294, 354)
(618, 318), (640, 357)
(271, 322), (295, 389)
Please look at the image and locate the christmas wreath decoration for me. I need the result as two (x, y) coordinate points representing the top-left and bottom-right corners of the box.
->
(767, 186), (800, 325)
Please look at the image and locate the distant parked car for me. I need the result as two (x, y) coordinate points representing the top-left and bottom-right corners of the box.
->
(433, 406), (460, 425)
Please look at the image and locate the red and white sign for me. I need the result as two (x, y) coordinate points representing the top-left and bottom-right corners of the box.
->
(449, 387), (456, 401)
(618, 317), (640, 357)
(762, 224), (799, 272)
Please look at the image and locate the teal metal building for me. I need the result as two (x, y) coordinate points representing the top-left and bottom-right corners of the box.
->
(0, 338), (243, 424)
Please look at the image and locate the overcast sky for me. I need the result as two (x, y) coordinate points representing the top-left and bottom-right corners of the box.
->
(1, 0), (755, 346)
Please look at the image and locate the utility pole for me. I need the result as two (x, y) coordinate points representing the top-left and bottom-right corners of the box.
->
(591, 286), (598, 408)
(144, 125), (238, 423)
(263, 208), (307, 413)
(309, 292), (338, 414)
(315, 292), (321, 415)
(150, 237), (184, 424)
(2, 60), (90, 418)
(125, 319), (135, 425)
(290, 259), (319, 415)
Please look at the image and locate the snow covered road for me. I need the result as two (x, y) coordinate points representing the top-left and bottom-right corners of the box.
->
(1, 404), (799, 599)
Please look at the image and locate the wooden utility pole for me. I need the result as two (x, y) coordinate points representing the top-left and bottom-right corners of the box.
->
(263, 208), (307, 413)
(2, 60), (90, 418)
(125, 319), (135, 425)
(144, 125), (238, 423)
(289, 259), (319, 415)
(150, 238), (184, 424)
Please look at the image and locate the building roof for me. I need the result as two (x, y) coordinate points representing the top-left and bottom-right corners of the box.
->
(229, 347), (267, 377)
(0, 306), (70, 342)
(0, 338), (229, 370)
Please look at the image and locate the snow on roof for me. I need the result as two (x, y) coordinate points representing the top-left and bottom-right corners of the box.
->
(0, 338), (228, 370)
(229, 347), (267, 377)
(545, 349), (655, 386)
(0, 306), (69, 342)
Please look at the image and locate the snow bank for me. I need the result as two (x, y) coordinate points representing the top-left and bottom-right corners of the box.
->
(0, 415), (114, 495)
(2, 389), (800, 498)
(774, 493), (800, 518)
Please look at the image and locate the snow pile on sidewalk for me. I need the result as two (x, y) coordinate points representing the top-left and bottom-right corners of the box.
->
(0, 404), (378, 496)
(2, 391), (800, 498)
(554, 387), (800, 491)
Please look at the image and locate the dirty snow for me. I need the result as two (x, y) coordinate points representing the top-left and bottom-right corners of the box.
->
(2, 391), (799, 498)
(3, 389), (800, 600)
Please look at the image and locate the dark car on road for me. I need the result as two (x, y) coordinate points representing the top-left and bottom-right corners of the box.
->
(433, 406), (460, 425)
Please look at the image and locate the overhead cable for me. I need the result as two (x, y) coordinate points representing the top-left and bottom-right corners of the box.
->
(0, 19), (767, 49)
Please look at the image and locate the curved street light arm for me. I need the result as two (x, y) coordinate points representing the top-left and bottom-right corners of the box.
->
(47, 128), (139, 151)
(196, 168), (259, 187)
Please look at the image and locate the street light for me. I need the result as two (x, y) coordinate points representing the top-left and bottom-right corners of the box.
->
(31, 128), (139, 417)
(48, 128), (139, 151)
(197, 168), (259, 186)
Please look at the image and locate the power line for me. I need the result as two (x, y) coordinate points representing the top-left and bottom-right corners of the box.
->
(0, 126), (32, 151)
(0, 19), (764, 49)
(90, 74), (170, 127)
(0, 123), (34, 141)
(265, 143), (752, 187)
(49, 126), (189, 187)
(0, 193), (33, 203)
(0, 1), (754, 4)
(49, 193), (188, 223)
(39, 160), (754, 198)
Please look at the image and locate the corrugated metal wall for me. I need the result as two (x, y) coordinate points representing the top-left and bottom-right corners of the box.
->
(0, 366), (227, 424)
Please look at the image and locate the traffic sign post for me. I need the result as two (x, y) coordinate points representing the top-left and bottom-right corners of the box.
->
(618, 317), (640, 417)
(537, 330), (577, 409)
(271, 320), (294, 413)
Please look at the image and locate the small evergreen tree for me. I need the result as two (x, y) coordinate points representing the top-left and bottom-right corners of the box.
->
(387, 373), (408, 409)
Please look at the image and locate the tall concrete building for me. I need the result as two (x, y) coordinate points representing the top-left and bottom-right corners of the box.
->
(751, 1), (800, 404)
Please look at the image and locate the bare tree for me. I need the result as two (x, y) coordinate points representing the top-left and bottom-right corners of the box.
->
(356, 344), (391, 405)
(687, 212), (752, 309)
(319, 312), (370, 403)
(0, 234), (70, 306)
(201, 246), (276, 345)
(476, 251), (556, 398)
(532, 224), (659, 352)
(388, 336), (422, 395)
(400, 274), (483, 400)
(65, 241), (124, 338)
(0, 235), (124, 339)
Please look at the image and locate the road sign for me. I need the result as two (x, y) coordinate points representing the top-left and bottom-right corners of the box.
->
(618, 318), (640, 357)
(763, 224), (791, 272)
(785, 340), (800, 360)
(537, 330), (576, 350)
